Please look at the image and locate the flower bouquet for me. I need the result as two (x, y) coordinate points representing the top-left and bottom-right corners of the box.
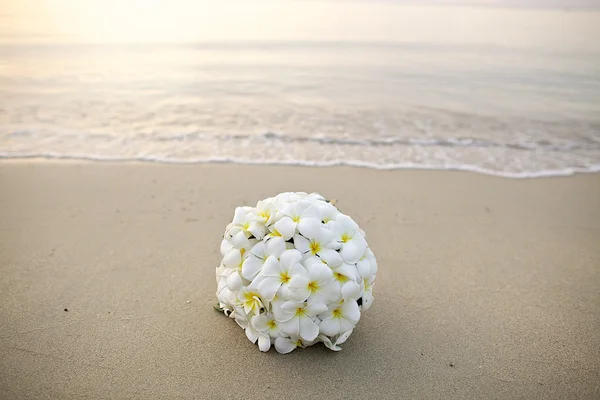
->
(215, 192), (377, 353)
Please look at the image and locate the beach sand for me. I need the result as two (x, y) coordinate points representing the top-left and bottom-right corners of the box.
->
(1, 162), (599, 399)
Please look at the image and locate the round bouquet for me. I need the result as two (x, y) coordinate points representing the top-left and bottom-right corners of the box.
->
(215, 192), (377, 353)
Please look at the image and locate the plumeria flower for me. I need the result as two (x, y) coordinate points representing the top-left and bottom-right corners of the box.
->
(230, 207), (267, 241)
(329, 214), (368, 264)
(237, 286), (264, 316)
(274, 200), (322, 240)
(293, 229), (342, 267)
(241, 242), (273, 281)
(254, 200), (276, 227)
(318, 329), (353, 352)
(275, 300), (328, 342)
(360, 276), (376, 311)
(222, 247), (250, 291)
(256, 249), (306, 301)
(244, 324), (271, 352)
(250, 313), (282, 352)
(274, 336), (304, 354)
(318, 300), (360, 336)
(288, 258), (341, 303)
(356, 248), (378, 279)
(318, 201), (341, 224)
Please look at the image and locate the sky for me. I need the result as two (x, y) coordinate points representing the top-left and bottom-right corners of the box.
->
(1, 0), (599, 45)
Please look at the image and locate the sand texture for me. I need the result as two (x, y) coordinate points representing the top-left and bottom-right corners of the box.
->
(1, 162), (599, 399)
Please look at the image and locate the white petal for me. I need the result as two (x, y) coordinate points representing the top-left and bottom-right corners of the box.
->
(341, 301), (361, 323)
(336, 214), (359, 232)
(261, 256), (281, 277)
(220, 239), (234, 256)
(257, 277), (281, 301)
(251, 314), (270, 332)
(316, 228), (334, 247)
(307, 262), (334, 283)
(335, 329), (353, 345)
(341, 281), (361, 301)
(305, 302), (328, 317)
(356, 258), (373, 279)
(245, 327), (259, 344)
(297, 217), (322, 239)
(223, 249), (241, 269)
(362, 290), (374, 310)
(293, 234), (310, 254)
(287, 276), (310, 301)
(299, 316), (319, 341)
(340, 236), (367, 264)
(249, 222), (267, 240)
(318, 281), (342, 302)
(339, 318), (355, 332)
(231, 231), (250, 249)
(317, 248), (343, 268)
(258, 334), (271, 352)
(334, 262), (360, 280)
(319, 335), (342, 351)
(288, 262), (308, 278)
(279, 249), (303, 270)
(265, 237), (286, 258)
(319, 318), (342, 336)
(274, 337), (297, 354)
(273, 217), (297, 240)
(279, 318), (300, 337)
(241, 256), (263, 280)
(226, 271), (242, 291)
(233, 207), (250, 224)
(250, 242), (266, 258)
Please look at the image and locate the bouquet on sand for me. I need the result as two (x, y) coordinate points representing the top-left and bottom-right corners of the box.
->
(215, 192), (377, 353)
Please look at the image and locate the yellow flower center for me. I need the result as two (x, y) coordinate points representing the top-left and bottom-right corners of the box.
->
(308, 281), (318, 292)
(243, 222), (251, 231)
(334, 272), (348, 283)
(332, 308), (342, 318)
(295, 307), (305, 316)
(292, 215), (300, 223)
(259, 211), (271, 221)
(309, 240), (321, 254)
(341, 233), (351, 243)
(270, 228), (282, 237)
(267, 320), (277, 329)
(280, 272), (290, 284)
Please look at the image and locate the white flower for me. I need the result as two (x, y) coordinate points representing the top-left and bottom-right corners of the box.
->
(237, 286), (264, 316)
(254, 200), (276, 226)
(356, 248), (378, 279)
(318, 329), (353, 351)
(293, 229), (342, 267)
(256, 249), (305, 301)
(288, 258), (341, 303)
(274, 336), (304, 354)
(318, 301), (360, 336)
(361, 276), (376, 310)
(230, 207), (267, 240)
(329, 214), (368, 264)
(275, 300), (328, 342)
(273, 200), (323, 240)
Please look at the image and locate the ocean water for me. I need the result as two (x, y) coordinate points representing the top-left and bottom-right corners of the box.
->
(1, 1), (600, 178)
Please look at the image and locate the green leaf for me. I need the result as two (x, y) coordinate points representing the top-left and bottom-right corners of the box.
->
(213, 303), (225, 313)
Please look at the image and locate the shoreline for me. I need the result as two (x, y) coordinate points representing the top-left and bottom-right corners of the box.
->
(2, 157), (599, 180)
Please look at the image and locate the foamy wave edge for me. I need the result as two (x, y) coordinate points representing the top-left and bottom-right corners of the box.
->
(2, 152), (600, 179)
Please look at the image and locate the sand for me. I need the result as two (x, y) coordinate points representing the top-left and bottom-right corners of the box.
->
(1, 162), (599, 399)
